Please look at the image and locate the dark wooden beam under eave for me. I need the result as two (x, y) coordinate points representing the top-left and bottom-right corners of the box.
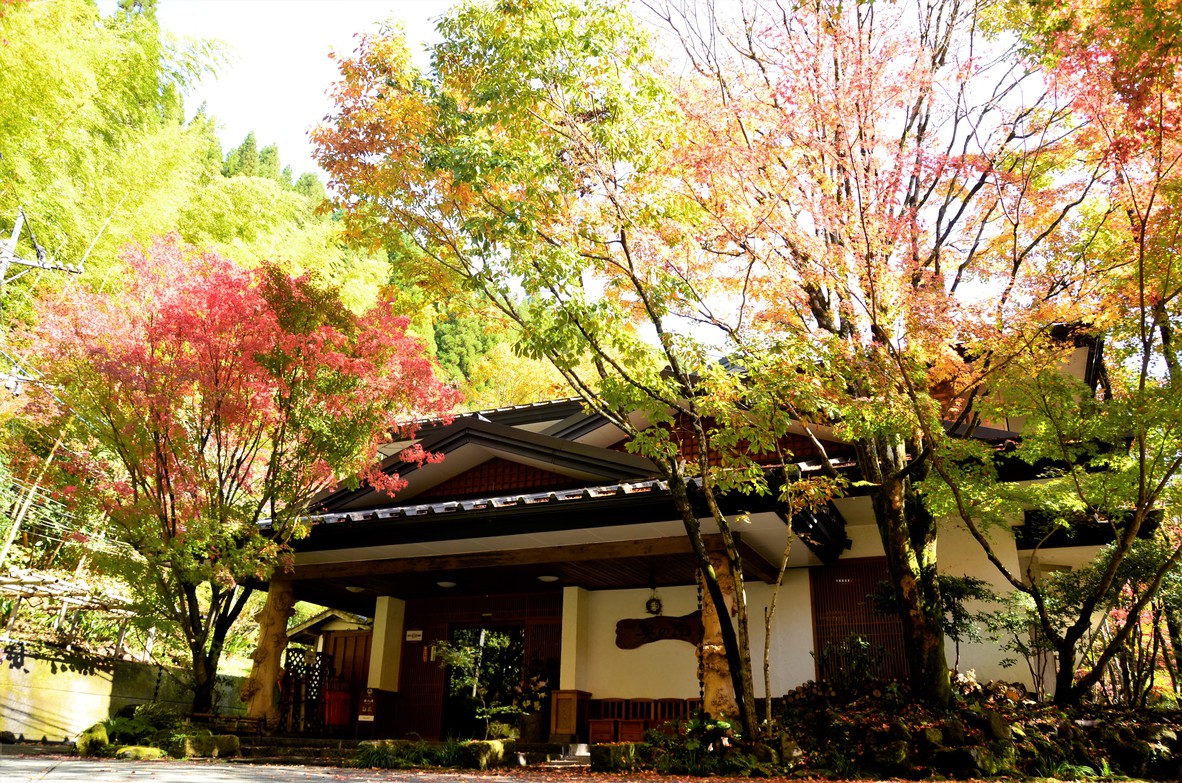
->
(292, 532), (779, 584)
(734, 538), (780, 584)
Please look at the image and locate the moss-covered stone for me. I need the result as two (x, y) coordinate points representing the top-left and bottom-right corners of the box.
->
(918, 726), (944, 748)
(1140, 724), (1178, 745)
(868, 738), (911, 773)
(213, 734), (240, 757)
(983, 710), (1012, 741)
(942, 717), (967, 745)
(169, 732), (235, 758)
(75, 723), (109, 757)
(969, 740), (1017, 776)
(590, 742), (640, 771)
(114, 746), (166, 760)
(460, 739), (507, 769)
(170, 734), (213, 758)
(779, 733), (804, 763)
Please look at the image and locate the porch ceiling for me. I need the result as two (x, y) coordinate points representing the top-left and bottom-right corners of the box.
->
(289, 534), (778, 617)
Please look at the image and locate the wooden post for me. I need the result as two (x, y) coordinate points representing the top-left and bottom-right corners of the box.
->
(5, 595), (21, 634)
(144, 626), (156, 661)
(241, 572), (295, 731)
(548, 689), (590, 743)
(698, 551), (740, 721)
(115, 618), (129, 654)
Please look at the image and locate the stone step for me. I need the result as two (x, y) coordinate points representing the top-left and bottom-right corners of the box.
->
(0, 743), (74, 757)
(242, 746), (350, 759)
(238, 736), (360, 763)
(539, 758), (592, 768)
(241, 735), (361, 750)
(227, 755), (348, 767)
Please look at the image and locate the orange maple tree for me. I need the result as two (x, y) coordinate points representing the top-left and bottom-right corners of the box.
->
(315, 0), (1182, 709)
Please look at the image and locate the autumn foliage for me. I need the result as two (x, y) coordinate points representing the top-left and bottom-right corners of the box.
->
(313, 0), (1182, 711)
(26, 235), (457, 710)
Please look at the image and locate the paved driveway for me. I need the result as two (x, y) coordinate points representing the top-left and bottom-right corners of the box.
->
(0, 756), (552, 783)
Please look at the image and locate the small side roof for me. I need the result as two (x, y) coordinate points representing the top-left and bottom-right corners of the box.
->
(287, 608), (372, 646)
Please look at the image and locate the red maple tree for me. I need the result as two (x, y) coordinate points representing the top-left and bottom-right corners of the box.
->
(26, 234), (458, 711)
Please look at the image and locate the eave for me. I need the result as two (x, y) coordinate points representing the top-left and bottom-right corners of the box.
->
(315, 416), (656, 511)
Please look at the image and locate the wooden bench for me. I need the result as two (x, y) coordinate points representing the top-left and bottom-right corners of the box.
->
(587, 697), (696, 742)
(587, 697), (625, 743)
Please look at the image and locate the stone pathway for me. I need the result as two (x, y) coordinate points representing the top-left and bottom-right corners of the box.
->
(0, 756), (549, 783)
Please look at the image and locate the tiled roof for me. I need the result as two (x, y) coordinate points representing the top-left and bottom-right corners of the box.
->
(272, 455), (855, 531)
(269, 478), (678, 530)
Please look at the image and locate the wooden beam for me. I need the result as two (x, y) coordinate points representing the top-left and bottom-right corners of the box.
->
(736, 538), (780, 585)
(700, 532), (779, 584)
(294, 531), (780, 585)
(293, 536), (697, 581)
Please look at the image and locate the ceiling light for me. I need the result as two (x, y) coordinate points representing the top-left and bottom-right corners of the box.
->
(345, 586), (365, 594)
(537, 575), (559, 583)
(437, 580), (457, 588)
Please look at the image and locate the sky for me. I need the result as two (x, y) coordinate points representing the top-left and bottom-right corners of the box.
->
(145, 0), (455, 178)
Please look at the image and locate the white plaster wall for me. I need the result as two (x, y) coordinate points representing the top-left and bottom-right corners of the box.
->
(937, 517), (1030, 686)
(801, 508), (1032, 687)
(744, 572), (816, 694)
(844, 521), (887, 558)
(575, 570), (817, 699)
(0, 654), (241, 740)
(580, 586), (700, 698)
(817, 506), (1031, 686)
(570, 515), (1030, 700)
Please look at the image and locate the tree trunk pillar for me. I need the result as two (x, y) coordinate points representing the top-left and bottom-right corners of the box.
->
(242, 573), (295, 730)
(699, 551), (740, 721)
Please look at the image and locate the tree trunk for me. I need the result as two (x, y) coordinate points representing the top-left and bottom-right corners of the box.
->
(191, 648), (217, 714)
(242, 573), (295, 729)
(1053, 639), (1079, 704)
(667, 471), (756, 737)
(181, 582), (252, 715)
(871, 472), (952, 709)
(1165, 605), (1182, 695)
(699, 551), (740, 721)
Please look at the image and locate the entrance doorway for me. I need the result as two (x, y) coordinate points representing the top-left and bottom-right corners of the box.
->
(440, 626), (525, 739)
(395, 591), (562, 740)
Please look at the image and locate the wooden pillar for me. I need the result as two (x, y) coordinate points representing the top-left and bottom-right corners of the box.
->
(549, 689), (590, 743)
(698, 551), (740, 720)
(368, 595), (406, 691)
(241, 572), (295, 730)
(559, 586), (589, 691)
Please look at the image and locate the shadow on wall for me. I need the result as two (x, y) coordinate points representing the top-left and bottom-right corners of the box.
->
(0, 643), (244, 739)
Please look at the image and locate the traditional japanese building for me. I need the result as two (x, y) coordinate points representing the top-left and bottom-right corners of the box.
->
(268, 341), (1107, 741)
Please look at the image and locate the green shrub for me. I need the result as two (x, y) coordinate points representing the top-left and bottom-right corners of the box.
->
(103, 703), (187, 748)
(487, 721), (519, 740)
(101, 715), (155, 745)
(352, 738), (467, 769)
